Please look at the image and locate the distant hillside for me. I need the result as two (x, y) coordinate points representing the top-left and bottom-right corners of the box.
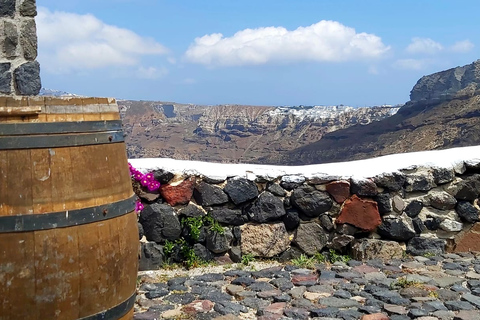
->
(42, 60), (480, 166)
(119, 101), (398, 163)
(39, 88), (83, 97)
(268, 59), (480, 165)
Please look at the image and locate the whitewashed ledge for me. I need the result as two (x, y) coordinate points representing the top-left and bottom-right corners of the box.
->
(129, 145), (480, 181)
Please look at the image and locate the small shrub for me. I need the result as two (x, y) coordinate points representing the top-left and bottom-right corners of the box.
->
(314, 252), (327, 263)
(182, 248), (203, 269)
(328, 249), (351, 264)
(164, 240), (175, 257)
(390, 277), (420, 289)
(182, 216), (204, 242)
(291, 254), (316, 269)
(241, 253), (256, 266)
(203, 214), (224, 234)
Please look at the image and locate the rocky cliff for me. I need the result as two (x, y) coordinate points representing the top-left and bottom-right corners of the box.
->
(120, 101), (398, 163)
(410, 59), (480, 103)
(273, 60), (480, 165)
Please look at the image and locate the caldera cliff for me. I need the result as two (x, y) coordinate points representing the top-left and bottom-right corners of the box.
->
(269, 60), (480, 165)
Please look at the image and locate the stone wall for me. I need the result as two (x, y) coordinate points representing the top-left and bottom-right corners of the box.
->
(130, 147), (480, 270)
(0, 0), (41, 96)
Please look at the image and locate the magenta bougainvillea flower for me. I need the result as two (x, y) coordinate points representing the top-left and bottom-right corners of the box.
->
(140, 178), (150, 187)
(145, 173), (155, 181)
(129, 162), (161, 213)
(134, 171), (143, 181)
(147, 181), (161, 192)
(135, 201), (144, 212)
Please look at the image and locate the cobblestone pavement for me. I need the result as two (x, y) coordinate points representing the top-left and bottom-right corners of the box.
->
(134, 253), (480, 320)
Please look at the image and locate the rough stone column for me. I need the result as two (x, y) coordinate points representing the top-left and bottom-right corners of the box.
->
(0, 0), (41, 96)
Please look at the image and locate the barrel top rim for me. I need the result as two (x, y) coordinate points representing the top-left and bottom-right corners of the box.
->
(0, 96), (117, 107)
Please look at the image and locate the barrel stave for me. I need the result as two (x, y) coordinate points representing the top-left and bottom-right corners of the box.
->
(0, 97), (137, 320)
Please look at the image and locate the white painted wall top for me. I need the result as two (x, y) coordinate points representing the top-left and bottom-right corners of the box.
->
(129, 145), (480, 181)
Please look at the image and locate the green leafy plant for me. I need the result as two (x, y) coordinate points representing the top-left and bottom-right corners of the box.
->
(390, 277), (420, 290)
(313, 252), (327, 263)
(291, 254), (316, 269)
(402, 251), (411, 259)
(203, 214), (224, 234)
(290, 250), (350, 269)
(163, 240), (175, 257)
(181, 245), (200, 269)
(328, 249), (351, 264)
(136, 276), (143, 287)
(241, 253), (256, 266)
(161, 215), (228, 269)
(182, 216), (204, 241)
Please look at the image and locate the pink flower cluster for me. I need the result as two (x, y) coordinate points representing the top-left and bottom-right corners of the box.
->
(129, 162), (161, 213)
(128, 163), (161, 192)
(135, 201), (144, 212)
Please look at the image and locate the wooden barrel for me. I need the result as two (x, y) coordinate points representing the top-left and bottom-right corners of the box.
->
(0, 97), (138, 320)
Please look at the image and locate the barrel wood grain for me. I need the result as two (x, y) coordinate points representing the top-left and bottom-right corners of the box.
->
(0, 97), (136, 320)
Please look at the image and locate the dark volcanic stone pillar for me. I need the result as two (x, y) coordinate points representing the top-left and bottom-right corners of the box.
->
(0, 0), (41, 96)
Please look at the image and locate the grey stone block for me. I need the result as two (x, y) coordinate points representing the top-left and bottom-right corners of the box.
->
(20, 0), (37, 17)
(14, 61), (41, 95)
(21, 20), (37, 60)
(0, 0), (16, 17)
(0, 62), (11, 94)
(3, 21), (19, 59)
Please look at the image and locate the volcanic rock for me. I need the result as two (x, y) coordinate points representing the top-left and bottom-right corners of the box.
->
(352, 239), (404, 261)
(336, 195), (381, 232)
(224, 178), (259, 205)
(351, 178), (378, 197)
(194, 181), (229, 206)
(457, 201), (480, 223)
(326, 180), (350, 203)
(139, 203), (182, 243)
(377, 216), (416, 241)
(244, 191), (286, 223)
(406, 237), (446, 256)
(294, 222), (328, 255)
(160, 177), (195, 206)
(291, 186), (333, 218)
(240, 223), (290, 257)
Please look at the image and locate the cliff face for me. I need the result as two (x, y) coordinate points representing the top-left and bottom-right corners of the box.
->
(123, 60), (480, 165)
(195, 105), (397, 140)
(120, 101), (398, 163)
(410, 59), (480, 103)
(275, 60), (480, 165)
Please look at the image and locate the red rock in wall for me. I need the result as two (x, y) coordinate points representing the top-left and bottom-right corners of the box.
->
(336, 194), (381, 232)
(160, 177), (195, 206)
(326, 180), (351, 203)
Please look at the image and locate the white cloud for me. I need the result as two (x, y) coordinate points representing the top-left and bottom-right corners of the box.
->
(184, 20), (390, 66)
(450, 40), (474, 53)
(405, 37), (443, 55)
(37, 7), (169, 73)
(136, 66), (168, 79)
(393, 58), (432, 70)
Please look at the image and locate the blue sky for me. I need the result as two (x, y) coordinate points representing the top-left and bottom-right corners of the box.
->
(36, 0), (479, 106)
